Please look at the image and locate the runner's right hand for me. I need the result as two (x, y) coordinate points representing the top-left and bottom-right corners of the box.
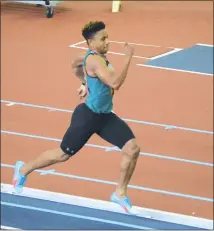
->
(123, 42), (134, 59)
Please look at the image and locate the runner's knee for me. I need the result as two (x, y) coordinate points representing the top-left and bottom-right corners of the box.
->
(60, 141), (77, 156)
(48, 148), (70, 162)
(122, 139), (140, 159)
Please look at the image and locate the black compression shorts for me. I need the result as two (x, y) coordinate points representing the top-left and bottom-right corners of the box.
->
(60, 103), (135, 155)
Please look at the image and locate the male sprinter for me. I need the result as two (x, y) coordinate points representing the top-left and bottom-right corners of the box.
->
(12, 21), (140, 214)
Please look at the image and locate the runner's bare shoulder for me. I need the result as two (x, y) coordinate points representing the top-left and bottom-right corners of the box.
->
(86, 55), (113, 80)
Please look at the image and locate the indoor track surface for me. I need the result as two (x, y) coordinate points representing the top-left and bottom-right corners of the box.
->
(1, 1), (213, 230)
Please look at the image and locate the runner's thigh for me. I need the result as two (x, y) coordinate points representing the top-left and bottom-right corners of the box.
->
(97, 112), (136, 149)
(60, 103), (98, 155)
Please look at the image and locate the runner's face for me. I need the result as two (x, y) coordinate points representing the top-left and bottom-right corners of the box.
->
(90, 29), (109, 54)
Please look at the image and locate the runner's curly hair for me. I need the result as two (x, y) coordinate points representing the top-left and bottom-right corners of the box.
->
(82, 21), (105, 41)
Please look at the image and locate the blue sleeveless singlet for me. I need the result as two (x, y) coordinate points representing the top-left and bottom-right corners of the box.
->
(83, 50), (114, 114)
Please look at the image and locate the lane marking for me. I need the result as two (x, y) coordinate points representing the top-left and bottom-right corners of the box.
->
(1, 202), (151, 230)
(69, 40), (182, 50)
(1, 164), (213, 202)
(40, 169), (55, 176)
(69, 41), (183, 60)
(137, 63), (213, 76)
(1, 130), (213, 167)
(69, 40), (86, 46)
(1, 99), (213, 135)
(109, 40), (182, 50)
(196, 43), (213, 47)
(5, 102), (16, 107)
(69, 45), (150, 59)
(1, 183), (212, 230)
(151, 48), (182, 60)
(0, 226), (19, 230)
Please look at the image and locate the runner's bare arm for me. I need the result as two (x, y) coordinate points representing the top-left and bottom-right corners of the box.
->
(87, 55), (132, 90)
(71, 55), (86, 84)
